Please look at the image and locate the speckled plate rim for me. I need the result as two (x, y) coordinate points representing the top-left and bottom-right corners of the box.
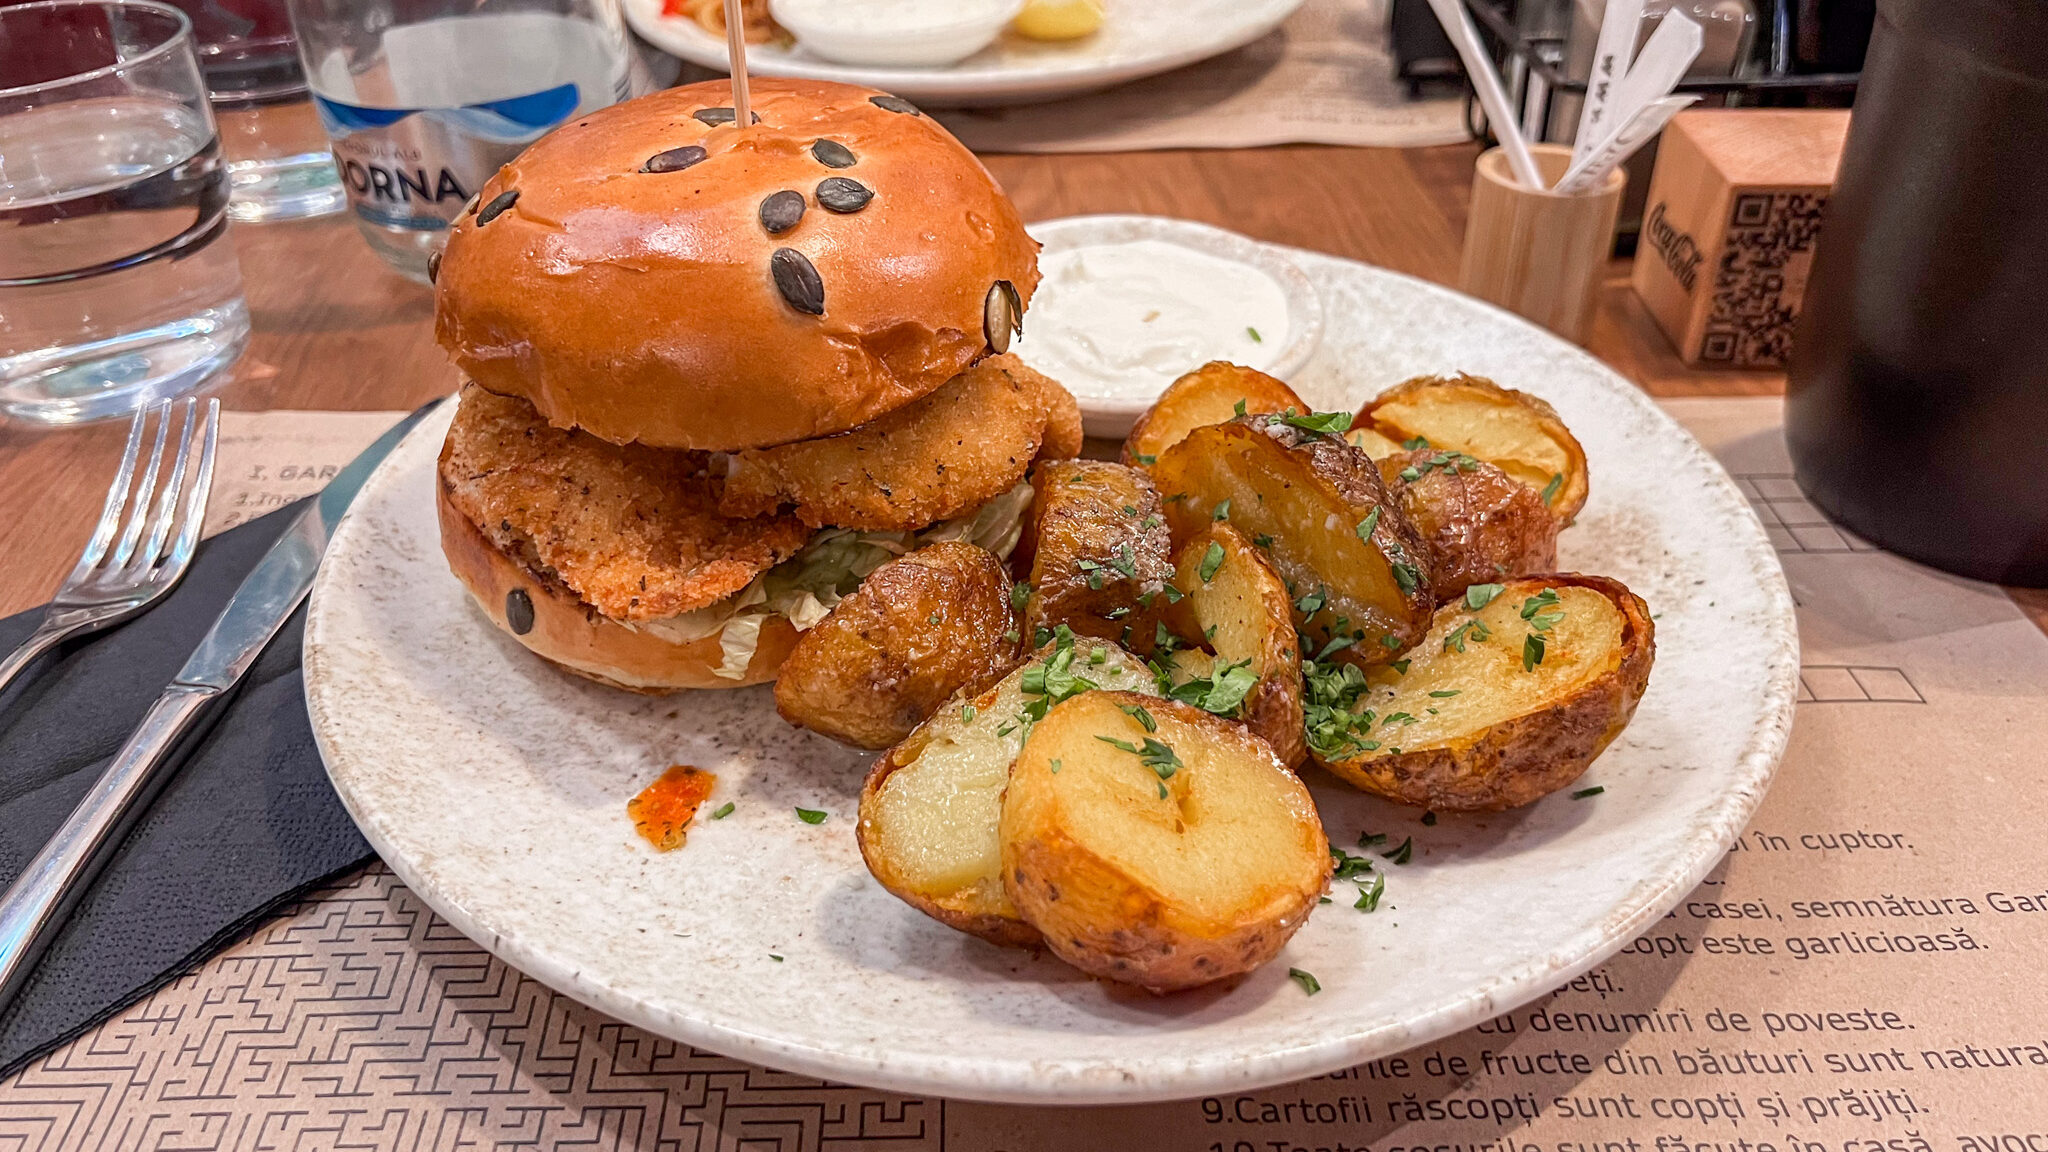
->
(304, 226), (1799, 1105)
(1025, 215), (1325, 437)
(621, 0), (1307, 107)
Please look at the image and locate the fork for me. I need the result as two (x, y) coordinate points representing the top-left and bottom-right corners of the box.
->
(0, 399), (220, 699)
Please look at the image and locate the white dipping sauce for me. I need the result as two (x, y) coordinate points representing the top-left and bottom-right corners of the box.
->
(1012, 239), (1292, 403)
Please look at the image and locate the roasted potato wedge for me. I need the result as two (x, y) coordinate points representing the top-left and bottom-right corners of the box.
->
(1000, 691), (1330, 992)
(1354, 374), (1590, 524)
(1314, 574), (1654, 811)
(1379, 448), (1560, 603)
(1015, 459), (1173, 645)
(1160, 525), (1306, 767)
(858, 637), (1160, 946)
(775, 542), (1022, 749)
(1344, 424), (1407, 459)
(1122, 362), (1307, 468)
(1152, 416), (1435, 661)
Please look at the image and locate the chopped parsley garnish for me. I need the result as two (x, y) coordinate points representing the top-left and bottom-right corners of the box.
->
(1443, 619), (1492, 653)
(1355, 872), (1386, 911)
(960, 704), (977, 723)
(1278, 409), (1354, 437)
(1289, 968), (1322, 995)
(1330, 844), (1376, 880)
(1572, 785), (1605, 799)
(1212, 498), (1231, 522)
(1389, 658), (1411, 674)
(1153, 621), (1180, 653)
(1428, 689), (1460, 698)
(1541, 472), (1565, 504)
(1246, 326), (1263, 343)
(1294, 586), (1327, 615)
(1253, 533), (1275, 550)
(1161, 583), (1184, 604)
(1301, 651), (1380, 759)
(1465, 583), (1504, 610)
(1109, 544), (1139, 579)
(795, 808), (828, 825)
(1049, 758), (1061, 773)
(1120, 702), (1158, 732)
(1233, 398), (1249, 417)
(1379, 633), (1404, 650)
(710, 802), (735, 820)
(1001, 628), (1019, 644)
(1355, 507), (1381, 542)
(1134, 453), (1157, 466)
(1402, 435), (1431, 450)
(1016, 627), (1101, 732)
(1382, 836), (1414, 864)
(1121, 504), (1139, 517)
(1358, 832), (1387, 849)
(1163, 492), (1188, 504)
(1105, 605), (1131, 620)
(1097, 734), (1182, 779)
(769, 953), (784, 961)
(1524, 633), (1546, 670)
(1391, 561), (1421, 595)
(1089, 647), (1107, 665)
(1010, 582), (1031, 612)
(1198, 541), (1225, 582)
(1399, 466), (1422, 482)
(1166, 658), (1258, 716)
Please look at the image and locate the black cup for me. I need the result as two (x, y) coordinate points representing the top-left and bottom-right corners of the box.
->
(1785, 0), (2048, 586)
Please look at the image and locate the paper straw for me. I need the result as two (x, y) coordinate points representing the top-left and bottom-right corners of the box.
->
(1423, 0), (1546, 189)
(1572, 0), (1645, 166)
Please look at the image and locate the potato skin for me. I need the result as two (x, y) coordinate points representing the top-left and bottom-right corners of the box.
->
(1379, 448), (1560, 603)
(775, 542), (1022, 749)
(1321, 574), (1655, 810)
(1153, 416), (1435, 660)
(1356, 373), (1590, 525)
(1001, 693), (1329, 992)
(1166, 526), (1306, 768)
(1122, 362), (1307, 468)
(1014, 459), (1173, 644)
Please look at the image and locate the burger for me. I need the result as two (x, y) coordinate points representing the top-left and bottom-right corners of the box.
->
(431, 78), (1079, 692)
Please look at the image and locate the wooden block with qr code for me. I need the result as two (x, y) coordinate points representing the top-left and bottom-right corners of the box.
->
(1630, 110), (1850, 369)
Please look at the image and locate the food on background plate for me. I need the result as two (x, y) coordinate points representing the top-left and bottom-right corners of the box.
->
(1156, 525), (1307, 768)
(1014, 459), (1173, 645)
(1121, 361), (1307, 469)
(775, 542), (1024, 749)
(1152, 413), (1436, 662)
(669, 0), (786, 43)
(1311, 575), (1655, 811)
(1354, 374), (1590, 525)
(858, 634), (1160, 947)
(431, 78), (1068, 691)
(1012, 0), (1105, 40)
(767, 0), (1026, 67)
(1001, 691), (1330, 992)
(1378, 447), (1560, 603)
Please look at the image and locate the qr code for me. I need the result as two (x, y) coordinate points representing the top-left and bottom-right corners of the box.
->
(1699, 191), (1828, 367)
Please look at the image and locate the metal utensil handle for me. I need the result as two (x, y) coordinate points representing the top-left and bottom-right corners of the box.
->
(0, 619), (78, 703)
(0, 683), (220, 1012)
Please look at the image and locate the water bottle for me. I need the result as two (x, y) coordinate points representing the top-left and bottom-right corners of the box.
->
(284, 0), (634, 282)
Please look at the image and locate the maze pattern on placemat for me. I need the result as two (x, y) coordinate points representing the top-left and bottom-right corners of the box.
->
(0, 865), (940, 1152)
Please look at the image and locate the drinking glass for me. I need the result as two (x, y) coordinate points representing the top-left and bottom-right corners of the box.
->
(286, 0), (633, 282)
(0, 0), (250, 426)
(164, 0), (345, 222)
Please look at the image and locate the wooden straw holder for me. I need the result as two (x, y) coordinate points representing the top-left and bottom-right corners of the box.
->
(1457, 144), (1626, 346)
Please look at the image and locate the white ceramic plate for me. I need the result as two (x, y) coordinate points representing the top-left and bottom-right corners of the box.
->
(1019, 215), (1325, 438)
(303, 220), (1798, 1105)
(622, 0), (1307, 107)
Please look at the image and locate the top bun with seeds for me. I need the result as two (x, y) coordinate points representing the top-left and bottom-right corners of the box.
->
(433, 78), (1041, 452)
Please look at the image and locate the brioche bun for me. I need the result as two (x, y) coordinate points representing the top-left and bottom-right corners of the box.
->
(434, 78), (1040, 452)
(437, 485), (799, 692)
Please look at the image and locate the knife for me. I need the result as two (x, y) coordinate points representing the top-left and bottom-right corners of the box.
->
(0, 402), (439, 1014)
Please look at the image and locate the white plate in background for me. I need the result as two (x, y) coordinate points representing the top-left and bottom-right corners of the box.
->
(622, 0), (1307, 107)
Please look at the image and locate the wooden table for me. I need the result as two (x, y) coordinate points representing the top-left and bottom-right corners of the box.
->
(10, 141), (2029, 624)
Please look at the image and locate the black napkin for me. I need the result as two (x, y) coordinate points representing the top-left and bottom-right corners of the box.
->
(0, 500), (375, 1081)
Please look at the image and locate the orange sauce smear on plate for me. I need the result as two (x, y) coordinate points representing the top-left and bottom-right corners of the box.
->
(628, 765), (717, 851)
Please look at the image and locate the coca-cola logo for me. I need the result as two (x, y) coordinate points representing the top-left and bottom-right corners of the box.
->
(1645, 202), (1701, 293)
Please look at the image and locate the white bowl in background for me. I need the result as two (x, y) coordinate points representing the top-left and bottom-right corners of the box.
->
(768, 0), (1027, 68)
(1020, 215), (1325, 438)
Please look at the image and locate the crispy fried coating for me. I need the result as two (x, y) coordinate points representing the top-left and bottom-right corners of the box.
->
(439, 385), (810, 622)
(719, 354), (1081, 531)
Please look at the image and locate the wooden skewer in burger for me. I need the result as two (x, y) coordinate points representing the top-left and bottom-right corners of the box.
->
(429, 21), (1077, 692)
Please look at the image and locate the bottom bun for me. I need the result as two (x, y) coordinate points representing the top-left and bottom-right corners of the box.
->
(437, 484), (798, 692)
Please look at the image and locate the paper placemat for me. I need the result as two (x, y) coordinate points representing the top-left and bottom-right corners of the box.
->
(6, 398), (2047, 1149)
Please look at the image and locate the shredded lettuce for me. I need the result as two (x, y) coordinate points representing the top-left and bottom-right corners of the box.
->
(629, 480), (1036, 680)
